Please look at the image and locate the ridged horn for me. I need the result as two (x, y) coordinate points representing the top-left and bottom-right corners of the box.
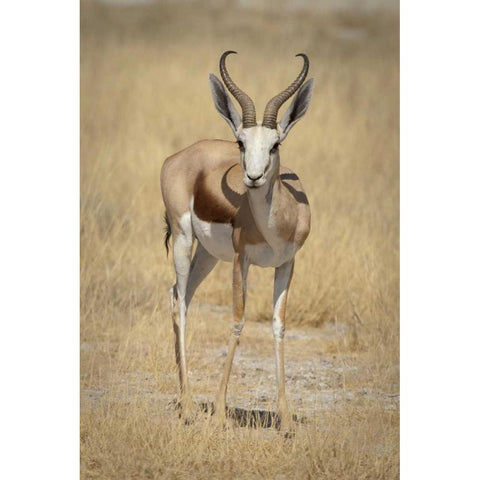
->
(262, 53), (309, 129)
(219, 51), (257, 128)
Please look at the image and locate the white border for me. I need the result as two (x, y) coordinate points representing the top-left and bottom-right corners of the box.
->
(0, 1), (79, 478)
(1, 0), (480, 478)
(401, 1), (480, 478)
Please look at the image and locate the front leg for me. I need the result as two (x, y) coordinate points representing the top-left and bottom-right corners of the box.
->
(273, 259), (295, 425)
(214, 252), (248, 418)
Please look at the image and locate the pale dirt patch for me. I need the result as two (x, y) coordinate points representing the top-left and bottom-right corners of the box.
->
(81, 303), (398, 422)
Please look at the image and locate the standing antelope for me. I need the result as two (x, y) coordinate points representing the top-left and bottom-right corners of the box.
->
(161, 51), (314, 426)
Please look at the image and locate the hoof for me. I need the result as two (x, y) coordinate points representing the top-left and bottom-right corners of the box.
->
(183, 416), (194, 426)
(277, 412), (296, 435)
(173, 397), (195, 424)
(212, 404), (228, 428)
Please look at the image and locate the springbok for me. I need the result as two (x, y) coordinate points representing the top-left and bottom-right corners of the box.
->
(161, 51), (314, 426)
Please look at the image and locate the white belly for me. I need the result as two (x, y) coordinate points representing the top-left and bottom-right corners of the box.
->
(191, 211), (234, 262)
(190, 202), (298, 267)
(244, 242), (297, 268)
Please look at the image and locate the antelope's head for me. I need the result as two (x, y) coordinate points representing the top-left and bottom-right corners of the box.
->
(209, 51), (314, 189)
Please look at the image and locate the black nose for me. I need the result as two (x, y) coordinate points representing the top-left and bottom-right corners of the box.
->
(247, 173), (262, 181)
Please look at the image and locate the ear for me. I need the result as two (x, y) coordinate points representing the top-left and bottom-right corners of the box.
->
(278, 78), (315, 141)
(209, 74), (242, 134)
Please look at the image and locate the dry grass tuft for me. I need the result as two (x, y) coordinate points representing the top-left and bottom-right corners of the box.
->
(81, 1), (399, 478)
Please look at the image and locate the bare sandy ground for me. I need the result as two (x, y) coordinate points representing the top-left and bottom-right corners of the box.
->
(81, 303), (398, 425)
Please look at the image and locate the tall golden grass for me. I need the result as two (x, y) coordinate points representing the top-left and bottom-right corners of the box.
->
(81, 1), (399, 478)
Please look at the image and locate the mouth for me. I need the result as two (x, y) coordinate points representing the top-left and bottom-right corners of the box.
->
(244, 179), (264, 189)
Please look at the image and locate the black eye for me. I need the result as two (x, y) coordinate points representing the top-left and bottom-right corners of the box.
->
(237, 140), (245, 152)
(270, 142), (280, 154)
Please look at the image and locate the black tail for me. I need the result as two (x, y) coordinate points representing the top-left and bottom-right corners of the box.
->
(164, 212), (172, 256)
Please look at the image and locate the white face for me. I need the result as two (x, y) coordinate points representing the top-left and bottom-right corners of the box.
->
(236, 126), (281, 189)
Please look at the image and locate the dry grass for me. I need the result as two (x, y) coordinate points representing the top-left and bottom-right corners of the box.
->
(81, 1), (399, 478)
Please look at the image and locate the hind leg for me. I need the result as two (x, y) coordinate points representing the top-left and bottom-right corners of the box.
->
(170, 233), (218, 418)
(170, 216), (194, 418)
(185, 243), (218, 308)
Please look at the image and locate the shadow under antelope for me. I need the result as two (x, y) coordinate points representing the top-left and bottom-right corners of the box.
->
(161, 51), (314, 428)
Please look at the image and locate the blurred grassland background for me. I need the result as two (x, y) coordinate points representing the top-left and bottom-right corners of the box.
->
(81, 0), (399, 478)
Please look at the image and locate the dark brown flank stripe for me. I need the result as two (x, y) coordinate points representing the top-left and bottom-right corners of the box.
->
(193, 170), (239, 224)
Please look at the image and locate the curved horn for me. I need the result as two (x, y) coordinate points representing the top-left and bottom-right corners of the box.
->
(262, 53), (309, 129)
(219, 51), (257, 128)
